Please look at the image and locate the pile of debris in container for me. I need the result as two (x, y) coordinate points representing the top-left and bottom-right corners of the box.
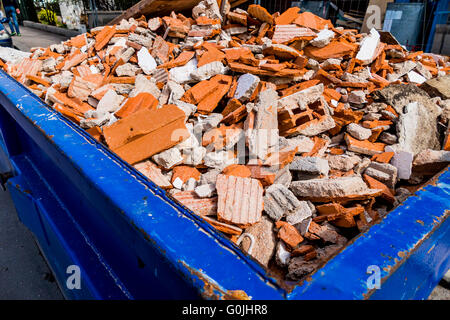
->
(1, 1), (449, 283)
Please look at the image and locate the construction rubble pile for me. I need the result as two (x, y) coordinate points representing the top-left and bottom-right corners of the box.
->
(1, 1), (450, 282)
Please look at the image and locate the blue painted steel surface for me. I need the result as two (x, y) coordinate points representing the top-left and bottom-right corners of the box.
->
(425, 0), (450, 53)
(0, 69), (448, 300)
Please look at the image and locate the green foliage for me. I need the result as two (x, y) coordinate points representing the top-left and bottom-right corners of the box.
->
(37, 8), (64, 27)
(37, 8), (55, 25)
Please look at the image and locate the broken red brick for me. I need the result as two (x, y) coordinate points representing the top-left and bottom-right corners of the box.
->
(173, 191), (218, 217)
(103, 104), (189, 164)
(276, 221), (304, 249)
(216, 174), (264, 227)
(171, 166), (202, 184)
(115, 92), (158, 119)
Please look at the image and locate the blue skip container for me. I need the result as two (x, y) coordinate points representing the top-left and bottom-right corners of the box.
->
(0, 70), (448, 300)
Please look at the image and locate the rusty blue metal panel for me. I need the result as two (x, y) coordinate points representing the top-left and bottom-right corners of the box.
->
(288, 169), (450, 300)
(0, 70), (284, 300)
(0, 69), (448, 300)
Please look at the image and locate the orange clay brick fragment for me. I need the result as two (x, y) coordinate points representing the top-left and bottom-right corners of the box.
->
(304, 41), (357, 61)
(157, 51), (195, 69)
(53, 103), (83, 124)
(103, 105), (189, 165)
(68, 75), (103, 101)
(68, 34), (87, 48)
(62, 50), (88, 71)
(222, 101), (247, 125)
(49, 90), (94, 115)
(197, 46), (226, 68)
(197, 75), (233, 114)
(316, 203), (362, 228)
(26, 75), (51, 87)
(216, 174), (264, 228)
(86, 126), (102, 142)
(182, 79), (217, 104)
(222, 165), (252, 178)
(248, 4), (274, 24)
(94, 26), (116, 51)
(275, 7), (300, 25)
(276, 221), (304, 249)
(115, 92), (158, 119)
(201, 216), (242, 236)
(294, 11), (333, 30)
(345, 134), (386, 156)
(172, 192), (218, 217)
(271, 25), (316, 44)
(363, 175), (396, 204)
(443, 128), (450, 151)
(171, 166), (201, 184)
(329, 148), (345, 155)
(134, 160), (172, 189)
(264, 146), (298, 169)
(246, 165), (276, 187)
(371, 152), (394, 163)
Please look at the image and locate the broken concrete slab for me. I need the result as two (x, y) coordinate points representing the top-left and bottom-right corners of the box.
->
(290, 156), (330, 176)
(393, 102), (440, 156)
(264, 184), (302, 221)
(421, 74), (450, 100)
(240, 216), (276, 268)
(291, 176), (382, 202)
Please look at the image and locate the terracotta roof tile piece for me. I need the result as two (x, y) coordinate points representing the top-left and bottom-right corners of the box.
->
(216, 174), (264, 228)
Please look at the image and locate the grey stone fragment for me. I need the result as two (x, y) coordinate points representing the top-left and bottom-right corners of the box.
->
(116, 63), (140, 77)
(152, 148), (183, 170)
(96, 90), (125, 114)
(286, 136), (315, 154)
(275, 242), (291, 267)
(347, 123), (372, 140)
(380, 132), (398, 145)
(233, 73), (260, 102)
(354, 158), (372, 175)
(290, 157), (329, 176)
(373, 84), (440, 116)
(200, 169), (221, 185)
(364, 162), (398, 189)
(264, 184), (301, 221)
(395, 188), (412, 204)
(286, 201), (314, 226)
(393, 102), (440, 156)
(387, 60), (416, 82)
(80, 116), (110, 129)
(273, 166), (292, 187)
(291, 176), (379, 199)
(130, 74), (161, 99)
(421, 74), (450, 100)
(386, 146), (414, 180)
(326, 154), (360, 172)
(194, 184), (216, 198)
(183, 178), (198, 192)
(413, 149), (450, 176)
(348, 90), (367, 105)
(204, 151), (238, 170)
(287, 245), (343, 281)
(42, 57), (56, 72)
(240, 216), (276, 267)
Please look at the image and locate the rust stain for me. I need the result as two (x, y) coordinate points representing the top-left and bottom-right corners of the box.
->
(180, 260), (251, 300)
(416, 220), (425, 226)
